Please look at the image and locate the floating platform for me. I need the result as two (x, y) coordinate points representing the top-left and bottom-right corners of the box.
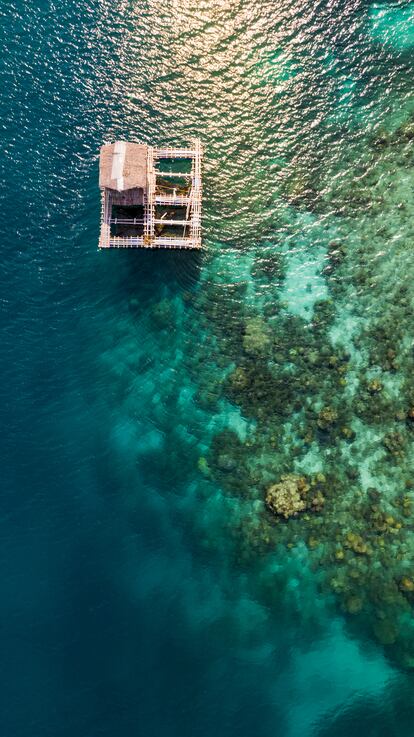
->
(99, 140), (202, 250)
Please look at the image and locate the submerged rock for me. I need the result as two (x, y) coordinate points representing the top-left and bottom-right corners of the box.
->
(399, 577), (414, 593)
(217, 453), (237, 473)
(197, 456), (210, 477)
(367, 378), (383, 394)
(243, 317), (271, 356)
(317, 406), (338, 430)
(345, 532), (371, 555)
(373, 618), (399, 646)
(341, 425), (356, 441)
(346, 596), (363, 615)
(383, 431), (405, 457)
(151, 298), (174, 328)
(266, 474), (310, 519)
(229, 366), (248, 391)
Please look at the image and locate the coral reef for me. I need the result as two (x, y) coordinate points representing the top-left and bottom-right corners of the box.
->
(266, 474), (326, 520)
(243, 316), (271, 356)
(201, 107), (414, 670)
(266, 474), (309, 518)
(317, 406), (338, 430)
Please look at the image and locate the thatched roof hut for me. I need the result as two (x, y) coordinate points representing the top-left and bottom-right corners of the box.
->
(99, 141), (148, 192)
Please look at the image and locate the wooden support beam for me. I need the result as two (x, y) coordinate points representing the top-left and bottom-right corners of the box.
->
(106, 236), (201, 249)
(154, 148), (197, 158)
(156, 171), (190, 178)
(154, 219), (192, 226)
(155, 195), (191, 205)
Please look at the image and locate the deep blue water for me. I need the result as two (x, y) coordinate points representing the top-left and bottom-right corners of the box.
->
(2, 1), (414, 735)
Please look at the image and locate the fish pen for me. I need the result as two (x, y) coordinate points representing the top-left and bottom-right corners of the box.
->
(99, 140), (202, 250)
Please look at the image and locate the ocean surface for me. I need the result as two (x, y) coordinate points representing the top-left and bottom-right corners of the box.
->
(2, 1), (414, 735)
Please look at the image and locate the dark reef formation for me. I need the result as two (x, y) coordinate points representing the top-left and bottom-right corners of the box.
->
(198, 110), (414, 669)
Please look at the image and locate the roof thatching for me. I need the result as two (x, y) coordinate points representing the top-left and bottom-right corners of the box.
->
(99, 141), (148, 191)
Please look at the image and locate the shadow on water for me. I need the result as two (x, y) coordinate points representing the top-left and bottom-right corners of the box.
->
(100, 248), (204, 304)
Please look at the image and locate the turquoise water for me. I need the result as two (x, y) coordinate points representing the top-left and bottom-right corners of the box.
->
(2, 0), (414, 734)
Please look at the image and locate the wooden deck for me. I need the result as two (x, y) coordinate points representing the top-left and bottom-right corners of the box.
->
(99, 140), (202, 250)
(106, 236), (200, 249)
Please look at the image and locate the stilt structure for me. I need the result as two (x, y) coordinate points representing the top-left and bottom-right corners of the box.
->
(99, 140), (202, 249)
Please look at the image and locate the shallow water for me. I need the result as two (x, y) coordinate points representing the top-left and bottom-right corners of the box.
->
(2, 0), (414, 735)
